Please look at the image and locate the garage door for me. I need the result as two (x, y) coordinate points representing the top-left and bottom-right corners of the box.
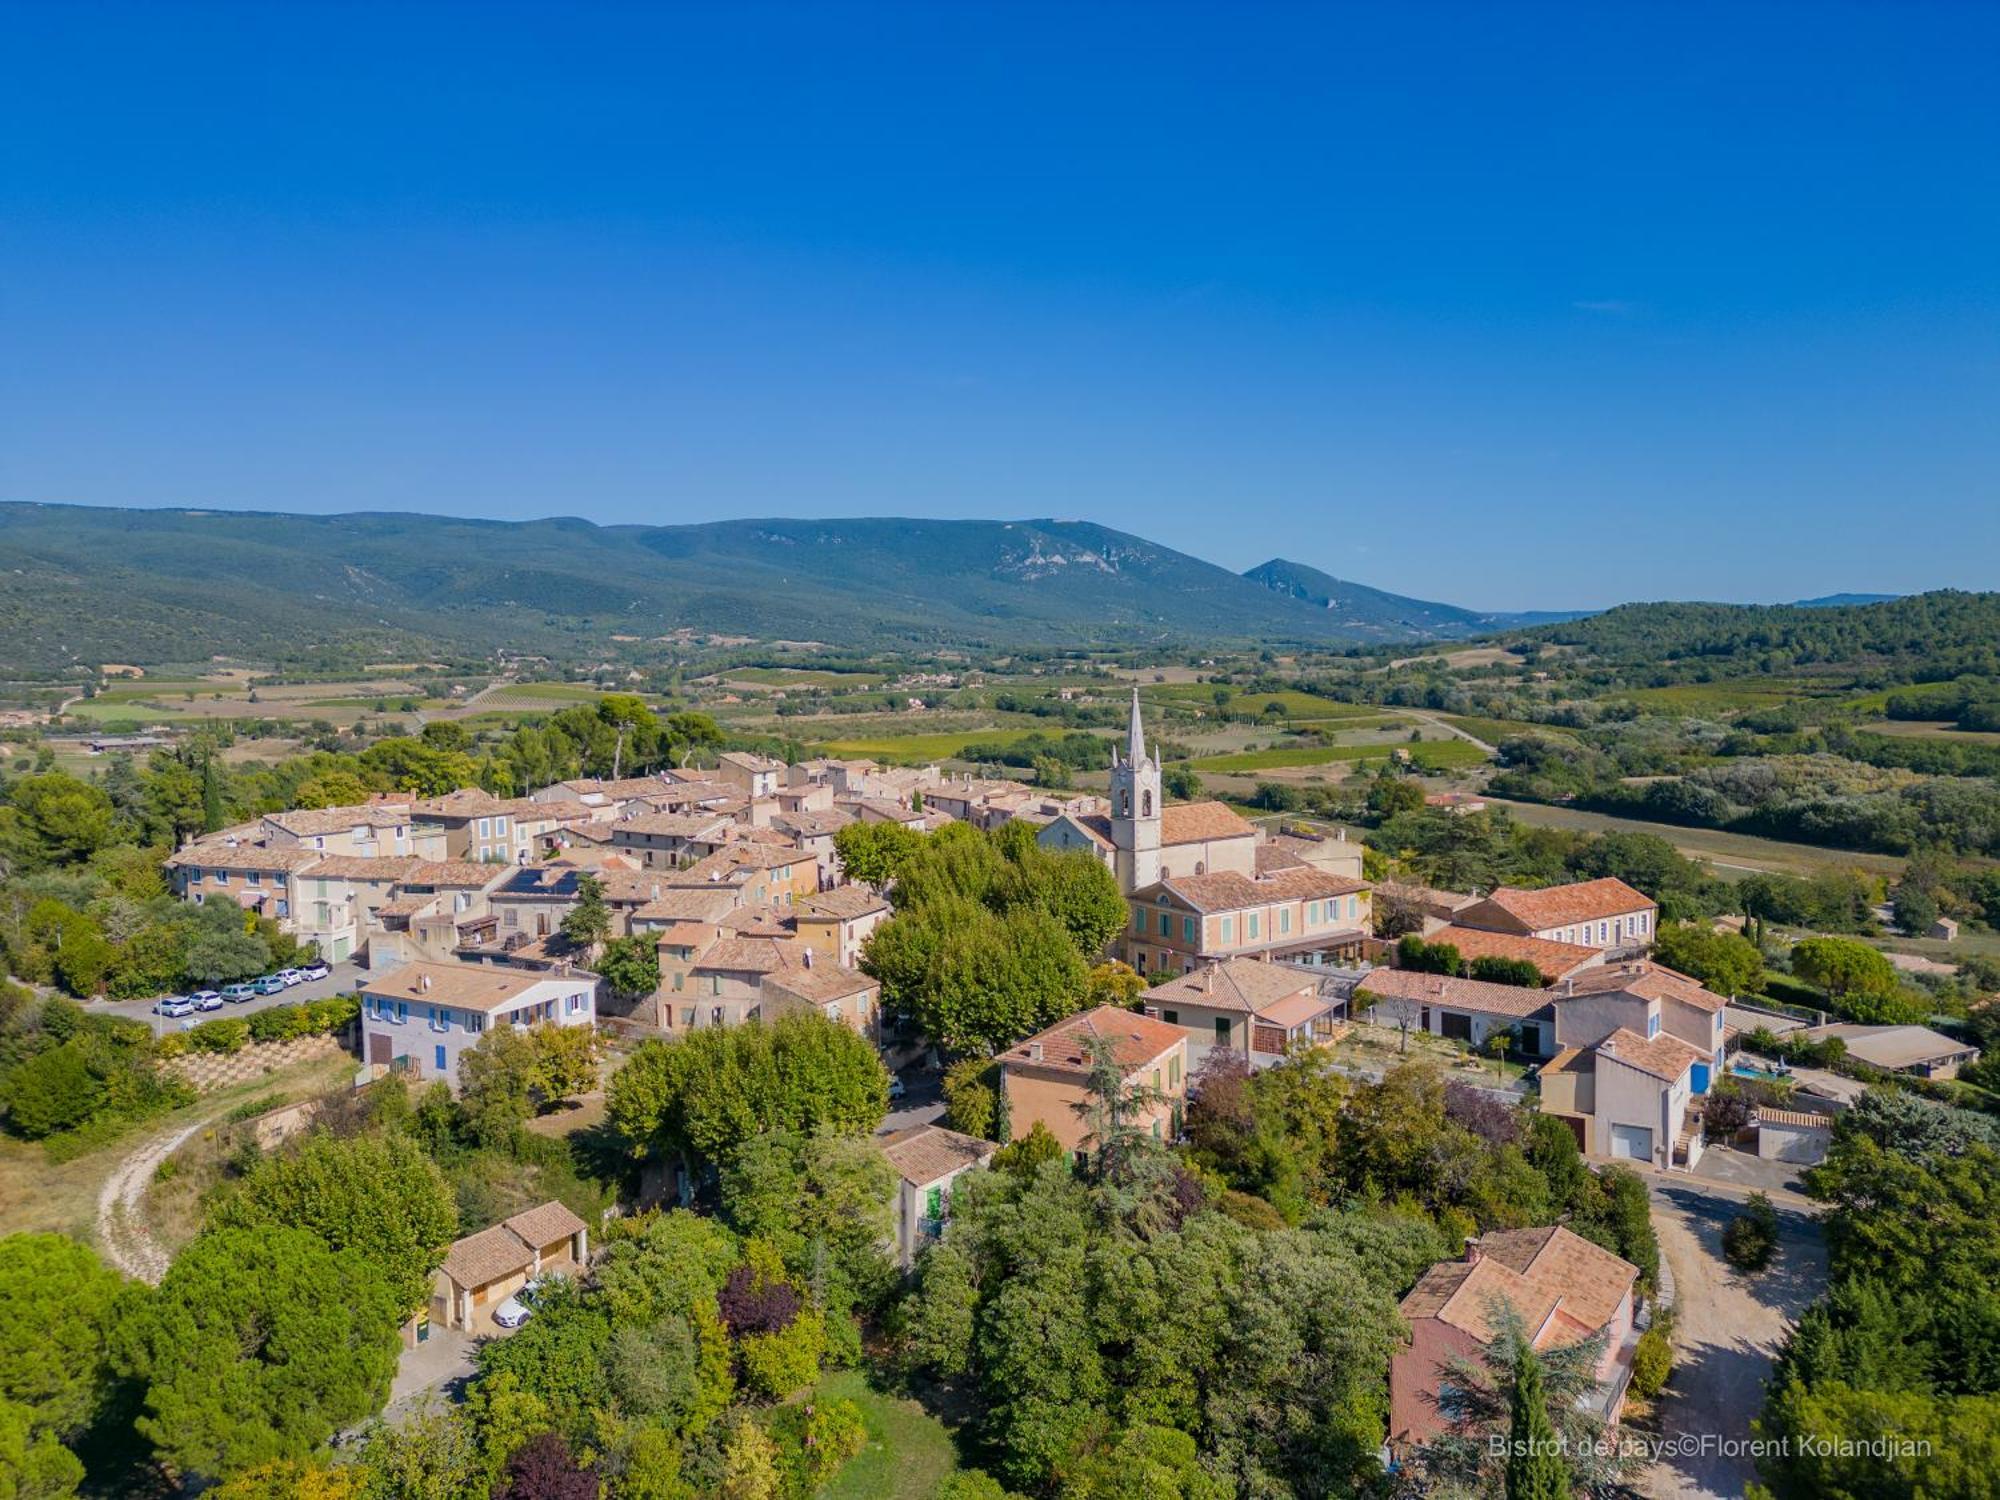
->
(1610, 1124), (1654, 1162)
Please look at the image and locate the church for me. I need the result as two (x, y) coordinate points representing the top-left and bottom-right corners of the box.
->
(1037, 692), (1372, 976)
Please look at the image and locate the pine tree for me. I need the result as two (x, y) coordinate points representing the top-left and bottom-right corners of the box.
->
(1506, 1338), (1571, 1500)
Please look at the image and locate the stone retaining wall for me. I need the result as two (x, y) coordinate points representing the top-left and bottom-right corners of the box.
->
(166, 1032), (353, 1093)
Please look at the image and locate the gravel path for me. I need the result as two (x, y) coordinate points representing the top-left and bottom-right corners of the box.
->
(1639, 1184), (1827, 1499)
(95, 1108), (230, 1282)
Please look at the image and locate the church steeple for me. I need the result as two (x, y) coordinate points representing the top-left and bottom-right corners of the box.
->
(1110, 688), (1161, 893)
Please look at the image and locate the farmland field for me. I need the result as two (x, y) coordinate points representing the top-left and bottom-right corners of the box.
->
(711, 667), (887, 688)
(1435, 713), (1578, 745)
(1482, 796), (1916, 879)
(1857, 718), (2000, 745)
(1187, 739), (1488, 773)
(1139, 686), (1374, 719)
(1613, 680), (1836, 714)
(805, 726), (1082, 762)
(482, 682), (609, 706)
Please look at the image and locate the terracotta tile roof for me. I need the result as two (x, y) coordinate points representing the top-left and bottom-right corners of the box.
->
(395, 860), (510, 888)
(264, 805), (411, 836)
(411, 788), (526, 818)
(879, 1124), (995, 1187)
(1161, 801), (1256, 844)
(1001, 1005), (1184, 1077)
(440, 1224), (535, 1289)
(650, 921), (721, 947)
(554, 775), (675, 799)
(764, 962), (877, 1004)
(775, 810), (854, 838)
(846, 797), (926, 823)
(168, 843), (321, 873)
(1054, 814), (1116, 850)
(1142, 958), (1318, 1015)
(720, 907), (797, 938)
(613, 811), (733, 839)
(1401, 1225), (1637, 1348)
(796, 885), (890, 922)
(1594, 1026), (1707, 1083)
(1433, 926), (1603, 982)
(632, 888), (738, 923)
(1356, 968), (1556, 1020)
(362, 960), (583, 1014)
(1473, 1225), (1639, 1332)
(521, 798), (599, 823)
(299, 854), (428, 882)
(504, 1200), (586, 1250)
(1152, 867), (1369, 914)
(719, 751), (785, 773)
(1255, 843), (1309, 873)
(1469, 877), (1655, 931)
(693, 936), (802, 974)
(1259, 991), (1332, 1029)
(439, 1200), (583, 1287)
(1562, 961), (1727, 1014)
(375, 893), (438, 918)
(1373, 880), (1480, 914)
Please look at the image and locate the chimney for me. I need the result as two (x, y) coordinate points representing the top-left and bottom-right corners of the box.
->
(803, 948), (814, 968)
(419, 973), (432, 992)
(1027, 1041), (1043, 1062)
(1464, 1236), (1482, 1266)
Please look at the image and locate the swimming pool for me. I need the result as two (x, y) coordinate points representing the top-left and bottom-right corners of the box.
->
(1731, 1062), (1788, 1082)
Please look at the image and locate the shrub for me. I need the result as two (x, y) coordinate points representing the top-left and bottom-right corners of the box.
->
(718, 1261), (800, 1339)
(1630, 1323), (1673, 1399)
(304, 996), (359, 1033)
(154, 1032), (189, 1059)
(738, 1308), (826, 1400)
(247, 1004), (311, 1043)
(188, 1018), (251, 1054)
(770, 1397), (868, 1496)
(1722, 1192), (1780, 1272)
(1, 1044), (105, 1137)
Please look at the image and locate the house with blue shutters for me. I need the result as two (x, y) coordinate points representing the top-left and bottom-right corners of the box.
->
(359, 959), (596, 1091)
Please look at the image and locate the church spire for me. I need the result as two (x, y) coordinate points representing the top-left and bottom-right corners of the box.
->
(1127, 686), (1146, 765)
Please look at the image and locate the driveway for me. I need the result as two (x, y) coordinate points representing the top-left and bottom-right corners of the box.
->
(878, 1062), (946, 1135)
(1639, 1182), (1827, 1500)
(94, 960), (368, 1036)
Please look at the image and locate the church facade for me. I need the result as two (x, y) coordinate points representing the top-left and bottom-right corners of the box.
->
(1037, 692), (1371, 977)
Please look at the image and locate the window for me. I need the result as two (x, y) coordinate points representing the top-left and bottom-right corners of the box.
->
(925, 1185), (944, 1220)
(1307, 901), (1319, 925)
(1157, 912), (1171, 937)
(465, 1014), (484, 1034)
(566, 993), (584, 1014)
(1278, 908), (1291, 935)
(1247, 913), (1260, 939)
(1647, 1012), (1661, 1037)
(1141, 790), (1153, 817)
(1214, 1017), (1231, 1042)
(395, 1000), (408, 1024)
(434, 1044), (447, 1072)
(1151, 1069), (1162, 1092)
(1220, 917), (1234, 944)
(477, 818), (491, 839)
(1168, 1055), (1181, 1087)
(1348, 896), (1358, 920)
(1182, 916), (1196, 943)
(1163, 1009), (1179, 1026)
(710, 975), (722, 996)
(214, 871), (229, 885)
(1151, 1119), (1162, 1139)
(1132, 905), (1146, 932)
(672, 973), (684, 991)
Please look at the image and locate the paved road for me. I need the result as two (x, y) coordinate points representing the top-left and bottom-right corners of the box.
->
(94, 961), (370, 1036)
(878, 1062), (946, 1134)
(1639, 1183), (1826, 1500)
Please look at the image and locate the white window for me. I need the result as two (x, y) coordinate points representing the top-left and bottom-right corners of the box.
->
(477, 818), (491, 839)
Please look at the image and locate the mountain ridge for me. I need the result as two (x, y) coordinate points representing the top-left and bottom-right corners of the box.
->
(0, 503), (1526, 671)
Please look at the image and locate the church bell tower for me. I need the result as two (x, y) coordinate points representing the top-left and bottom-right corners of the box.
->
(1109, 688), (1162, 893)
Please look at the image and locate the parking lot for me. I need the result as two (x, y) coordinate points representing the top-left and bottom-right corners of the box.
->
(94, 961), (371, 1035)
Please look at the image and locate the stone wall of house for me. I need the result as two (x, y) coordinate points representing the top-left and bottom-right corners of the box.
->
(166, 1032), (353, 1093)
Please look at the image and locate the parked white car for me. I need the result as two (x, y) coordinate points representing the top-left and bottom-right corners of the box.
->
(300, 960), (331, 982)
(276, 968), (305, 987)
(493, 1277), (546, 1330)
(154, 995), (195, 1018)
(191, 990), (224, 1011)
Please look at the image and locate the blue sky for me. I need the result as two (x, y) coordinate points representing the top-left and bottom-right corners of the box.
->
(3, 1), (1995, 610)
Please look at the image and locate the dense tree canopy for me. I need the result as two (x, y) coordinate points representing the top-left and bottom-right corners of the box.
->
(113, 1226), (402, 1482)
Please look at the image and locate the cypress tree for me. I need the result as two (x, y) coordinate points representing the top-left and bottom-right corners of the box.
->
(1506, 1339), (1571, 1500)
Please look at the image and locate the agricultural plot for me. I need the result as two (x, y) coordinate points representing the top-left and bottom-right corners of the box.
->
(1187, 738), (1487, 773)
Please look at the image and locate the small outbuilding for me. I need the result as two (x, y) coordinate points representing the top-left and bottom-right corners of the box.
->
(432, 1200), (589, 1335)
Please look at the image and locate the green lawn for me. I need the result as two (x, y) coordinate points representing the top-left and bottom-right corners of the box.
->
(1188, 739), (1488, 773)
(815, 1369), (962, 1500)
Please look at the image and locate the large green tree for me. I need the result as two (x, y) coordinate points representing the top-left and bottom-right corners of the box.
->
(0, 1235), (126, 1442)
(212, 1133), (458, 1310)
(113, 1227), (402, 1481)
